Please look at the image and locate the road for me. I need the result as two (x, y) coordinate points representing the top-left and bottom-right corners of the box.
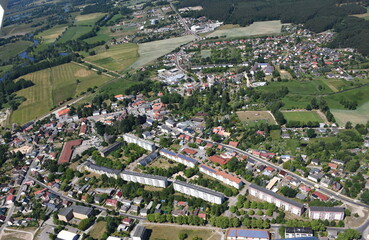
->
(169, 1), (200, 39)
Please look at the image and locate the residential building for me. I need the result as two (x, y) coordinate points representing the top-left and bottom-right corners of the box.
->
(58, 207), (74, 222)
(121, 171), (169, 188)
(308, 207), (345, 221)
(137, 151), (158, 166)
(132, 225), (148, 240)
(84, 161), (121, 178)
(123, 134), (156, 151)
(159, 148), (198, 168)
(199, 164), (243, 189)
(58, 205), (93, 222)
(100, 142), (123, 157)
(56, 230), (79, 240)
(173, 180), (225, 204)
(227, 229), (270, 240)
(249, 184), (304, 216)
(285, 227), (313, 238)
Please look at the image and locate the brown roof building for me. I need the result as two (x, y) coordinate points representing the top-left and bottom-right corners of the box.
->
(58, 139), (83, 164)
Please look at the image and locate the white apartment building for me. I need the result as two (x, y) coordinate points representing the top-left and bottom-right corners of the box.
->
(159, 148), (198, 168)
(123, 134), (156, 151)
(121, 171), (168, 188)
(308, 207), (345, 221)
(173, 180), (224, 204)
(84, 161), (121, 179)
(199, 164), (243, 189)
(249, 184), (304, 216)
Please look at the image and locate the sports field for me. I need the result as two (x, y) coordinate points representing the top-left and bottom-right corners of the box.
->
(0, 41), (33, 61)
(37, 25), (68, 44)
(282, 111), (324, 123)
(145, 224), (221, 240)
(130, 35), (197, 69)
(10, 63), (112, 124)
(206, 20), (282, 38)
(58, 26), (93, 43)
(85, 43), (139, 72)
(237, 111), (277, 125)
(75, 13), (105, 25)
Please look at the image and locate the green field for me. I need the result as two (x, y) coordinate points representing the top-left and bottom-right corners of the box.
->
(145, 224), (221, 240)
(0, 41), (33, 61)
(237, 111), (277, 125)
(10, 63), (112, 124)
(85, 43), (139, 72)
(37, 25), (68, 44)
(89, 221), (106, 239)
(98, 77), (137, 95)
(58, 26), (93, 43)
(324, 85), (369, 109)
(283, 111), (324, 123)
(206, 20), (282, 38)
(75, 13), (106, 26)
(331, 101), (369, 125)
(130, 35), (197, 69)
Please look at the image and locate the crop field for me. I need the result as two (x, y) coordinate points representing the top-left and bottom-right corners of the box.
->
(206, 20), (282, 39)
(237, 111), (277, 125)
(37, 25), (68, 44)
(85, 43), (139, 72)
(0, 41), (33, 61)
(282, 111), (324, 123)
(75, 13), (105, 25)
(145, 224), (221, 240)
(130, 35), (197, 69)
(58, 26), (93, 43)
(10, 63), (112, 124)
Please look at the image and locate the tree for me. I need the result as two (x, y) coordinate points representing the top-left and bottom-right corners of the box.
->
(78, 218), (93, 230)
(280, 186), (297, 198)
(306, 128), (316, 138)
(345, 121), (353, 129)
(361, 190), (369, 204)
(337, 229), (361, 240)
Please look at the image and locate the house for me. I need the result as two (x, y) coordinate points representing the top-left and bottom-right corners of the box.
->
(285, 227), (313, 238)
(229, 141), (239, 148)
(227, 229), (269, 240)
(208, 155), (230, 165)
(311, 159), (319, 165)
(312, 191), (329, 202)
(106, 199), (118, 207)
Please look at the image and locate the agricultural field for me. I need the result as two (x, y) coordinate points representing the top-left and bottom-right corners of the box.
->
(130, 35), (197, 69)
(37, 25), (68, 44)
(237, 111), (277, 125)
(0, 40), (33, 61)
(75, 13), (105, 26)
(57, 26), (93, 43)
(98, 77), (138, 95)
(10, 63), (112, 124)
(206, 20), (282, 39)
(85, 43), (138, 72)
(282, 111), (324, 123)
(145, 224), (221, 240)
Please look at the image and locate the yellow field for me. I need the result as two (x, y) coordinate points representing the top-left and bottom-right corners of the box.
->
(85, 43), (139, 72)
(75, 13), (106, 25)
(10, 63), (112, 124)
(37, 25), (68, 44)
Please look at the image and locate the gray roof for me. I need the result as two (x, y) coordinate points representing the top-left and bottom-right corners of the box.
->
(174, 180), (225, 198)
(71, 205), (93, 216)
(309, 206), (344, 212)
(85, 162), (121, 174)
(100, 142), (123, 155)
(58, 207), (73, 216)
(133, 225), (147, 238)
(285, 227), (313, 234)
(249, 183), (304, 208)
(121, 170), (168, 181)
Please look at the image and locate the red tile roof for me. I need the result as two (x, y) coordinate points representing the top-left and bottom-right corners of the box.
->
(209, 155), (230, 165)
(58, 139), (83, 164)
(183, 148), (197, 155)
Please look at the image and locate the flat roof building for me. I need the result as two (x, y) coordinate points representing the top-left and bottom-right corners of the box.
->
(84, 161), (121, 178)
(132, 225), (148, 240)
(121, 171), (169, 188)
(227, 229), (269, 240)
(173, 180), (225, 204)
(160, 148), (198, 168)
(285, 227), (313, 239)
(308, 206), (345, 221)
(123, 134), (156, 151)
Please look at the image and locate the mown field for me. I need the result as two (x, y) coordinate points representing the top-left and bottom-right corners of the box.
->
(37, 25), (68, 44)
(237, 111), (277, 125)
(57, 26), (93, 43)
(282, 111), (324, 123)
(0, 41), (33, 61)
(88, 221), (106, 239)
(206, 20), (282, 38)
(145, 224), (221, 240)
(75, 13), (106, 26)
(85, 43), (139, 72)
(10, 63), (112, 124)
(130, 35), (197, 69)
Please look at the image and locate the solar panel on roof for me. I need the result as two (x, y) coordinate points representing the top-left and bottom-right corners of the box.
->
(200, 165), (217, 173)
(178, 154), (197, 163)
(160, 148), (176, 155)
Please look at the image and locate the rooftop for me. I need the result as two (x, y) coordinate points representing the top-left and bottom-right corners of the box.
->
(174, 180), (224, 198)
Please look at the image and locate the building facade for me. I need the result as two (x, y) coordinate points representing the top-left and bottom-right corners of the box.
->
(227, 229), (269, 240)
(121, 171), (168, 188)
(173, 180), (224, 204)
(123, 134), (156, 151)
(0, 0), (7, 30)
(84, 161), (121, 179)
(199, 164), (243, 189)
(285, 227), (313, 238)
(308, 207), (345, 221)
(159, 148), (198, 168)
(249, 184), (304, 216)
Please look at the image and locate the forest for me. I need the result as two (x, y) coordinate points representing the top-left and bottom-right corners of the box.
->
(177, 0), (369, 55)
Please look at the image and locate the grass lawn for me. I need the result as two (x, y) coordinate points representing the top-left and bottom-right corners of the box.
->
(145, 224), (221, 240)
(270, 130), (281, 140)
(98, 77), (137, 95)
(58, 26), (93, 43)
(324, 85), (369, 109)
(130, 35), (196, 69)
(85, 43), (138, 72)
(206, 20), (282, 38)
(89, 221), (106, 239)
(148, 157), (178, 169)
(237, 111), (277, 125)
(282, 111), (324, 123)
(0, 41), (33, 61)
(10, 63), (112, 124)
(37, 25), (68, 44)
(75, 13), (106, 26)
(331, 101), (369, 125)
